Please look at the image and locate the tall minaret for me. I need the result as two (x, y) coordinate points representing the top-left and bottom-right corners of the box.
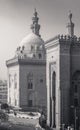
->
(31, 9), (40, 37)
(67, 11), (74, 37)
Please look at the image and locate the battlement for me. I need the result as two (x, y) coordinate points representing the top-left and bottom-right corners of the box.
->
(59, 35), (80, 43)
(46, 35), (80, 44)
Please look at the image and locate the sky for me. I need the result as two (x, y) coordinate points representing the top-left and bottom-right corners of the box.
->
(0, 0), (80, 80)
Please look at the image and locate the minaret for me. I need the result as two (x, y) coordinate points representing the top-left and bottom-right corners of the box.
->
(67, 11), (74, 37)
(31, 9), (41, 37)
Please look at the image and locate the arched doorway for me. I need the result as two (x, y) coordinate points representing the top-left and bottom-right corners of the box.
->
(50, 71), (56, 128)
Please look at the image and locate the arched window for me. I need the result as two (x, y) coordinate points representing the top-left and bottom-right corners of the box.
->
(31, 45), (34, 50)
(74, 98), (78, 107)
(22, 45), (25, 50)
(72, 71), (80, 93)
(9, 97), (11, 104)
(9, 74), (11, 88)
(27, 73), (33, 89)
(15, 99), (17, 106)
(33, 54), (35, 57)
(38, 53), (42, 59)
(14, 74), (17, 89)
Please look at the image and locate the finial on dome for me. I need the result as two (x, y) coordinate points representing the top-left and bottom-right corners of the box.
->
(31, 9), (41, 37)
(67, 11), (75, 37)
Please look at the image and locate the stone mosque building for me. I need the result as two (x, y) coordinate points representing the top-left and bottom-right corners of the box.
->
(6, 9), (46, 111)
(45, 12), (80, 129)
(6, 9), (80, 129)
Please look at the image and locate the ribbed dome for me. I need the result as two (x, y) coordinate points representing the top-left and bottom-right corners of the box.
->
(20, 33), (44, 50)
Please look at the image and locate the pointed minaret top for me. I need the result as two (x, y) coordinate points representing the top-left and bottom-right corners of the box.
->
(67, 11), (75, 37)
(68, 10), (73, 23)
(34, 8), (37, 17)
(31, 9), (40, 37)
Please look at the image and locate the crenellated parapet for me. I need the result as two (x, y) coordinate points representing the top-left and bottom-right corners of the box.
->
(6, 56), (46, 67)
(59, 35), (80, 43)
(46, 35), (80, 45)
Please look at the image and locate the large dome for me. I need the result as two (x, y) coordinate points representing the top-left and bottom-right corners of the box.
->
(15, 9), (45, 60)
(20, 33), (44, 51)
(15, 33), (45, 59)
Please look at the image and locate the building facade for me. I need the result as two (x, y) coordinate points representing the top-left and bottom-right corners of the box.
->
(6, 9), (47, 111)
(6, 10), (80, 129)
(0, 80), (7, 103)
(45, 12), (80, 129)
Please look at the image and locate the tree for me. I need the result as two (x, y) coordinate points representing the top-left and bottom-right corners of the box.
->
(1, 103), (9, 110)
(1, 103), (10, 113)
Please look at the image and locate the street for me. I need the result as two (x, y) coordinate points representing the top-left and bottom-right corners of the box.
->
(0, 114), (40, 130)
(0, 123), (36, 130)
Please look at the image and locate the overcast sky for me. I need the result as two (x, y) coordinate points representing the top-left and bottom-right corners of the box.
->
(0, 0), (80, 80)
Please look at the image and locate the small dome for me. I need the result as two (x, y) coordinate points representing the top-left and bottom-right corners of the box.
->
(20, 33), (44, 50)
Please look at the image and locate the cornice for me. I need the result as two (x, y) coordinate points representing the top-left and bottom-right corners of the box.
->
(6, 57), (46, 67)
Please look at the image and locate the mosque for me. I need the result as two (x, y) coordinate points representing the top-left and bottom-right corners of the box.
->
(45, 12), (80, 129)
(6, 9), (47, 111)
(6, 9), (80, 130)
